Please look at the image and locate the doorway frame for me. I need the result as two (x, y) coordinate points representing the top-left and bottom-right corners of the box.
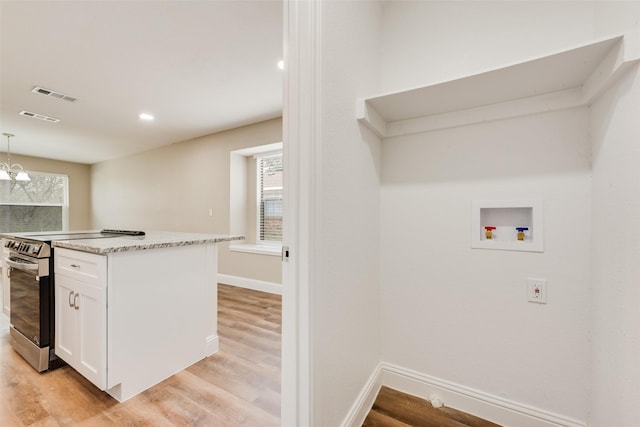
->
(281, 0), (322, 425)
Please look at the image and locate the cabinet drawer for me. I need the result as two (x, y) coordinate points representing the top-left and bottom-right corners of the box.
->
(55, 248), (106, 286)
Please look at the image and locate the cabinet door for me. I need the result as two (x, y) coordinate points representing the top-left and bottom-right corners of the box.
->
(75, 279), (106, 389)
(55, 275), (78, 363)
(54, 274), (106, 390)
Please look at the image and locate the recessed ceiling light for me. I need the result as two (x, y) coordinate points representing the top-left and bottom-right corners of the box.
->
(277, 60), (284, 70)
(139, 113), (154, 121)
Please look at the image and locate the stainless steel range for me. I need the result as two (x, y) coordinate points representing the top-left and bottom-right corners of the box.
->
(4, 237), (59, 371)
(3, 230), (144, 371)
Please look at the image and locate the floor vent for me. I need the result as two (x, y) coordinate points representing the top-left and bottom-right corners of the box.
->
(32, 86), (77, 103)
(19, 110), (61, 123)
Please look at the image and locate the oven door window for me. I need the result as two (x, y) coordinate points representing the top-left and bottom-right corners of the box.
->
(10, 268), (49, 347)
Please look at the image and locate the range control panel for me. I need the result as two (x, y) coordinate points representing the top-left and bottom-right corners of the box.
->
(4, 239), (51, 259)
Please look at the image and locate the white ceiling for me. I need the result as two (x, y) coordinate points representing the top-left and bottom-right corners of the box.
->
(0, 0), (283, 165)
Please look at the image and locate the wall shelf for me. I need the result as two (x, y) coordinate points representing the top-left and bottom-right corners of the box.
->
(357, 31), (640, 139)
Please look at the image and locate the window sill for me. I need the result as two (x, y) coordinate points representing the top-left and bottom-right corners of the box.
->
(229, 244), (282, 256)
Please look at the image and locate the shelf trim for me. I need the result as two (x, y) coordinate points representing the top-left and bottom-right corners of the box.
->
(358, 30), (640, 138)
(384, 87), (583, 138)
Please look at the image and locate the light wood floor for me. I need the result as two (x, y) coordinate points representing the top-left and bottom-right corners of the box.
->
(0, 284), (281, 427)
(363, 386), (501, 427)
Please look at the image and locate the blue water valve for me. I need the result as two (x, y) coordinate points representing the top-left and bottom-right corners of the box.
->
(516, 227), (529, 241)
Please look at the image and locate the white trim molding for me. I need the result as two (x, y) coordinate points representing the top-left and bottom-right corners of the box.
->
(281, 0), (322, 424)
(217, 274), (282, 295)
(342, 362), (587, 427)
(205, 334), (219, 357)
(340, 362), (383, 427)
(229, 244), (282, 256)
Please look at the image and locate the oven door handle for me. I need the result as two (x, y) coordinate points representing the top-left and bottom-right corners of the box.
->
(4, 258), (39, 272)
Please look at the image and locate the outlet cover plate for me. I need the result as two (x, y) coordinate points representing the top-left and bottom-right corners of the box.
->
(527, 278), (547, 304)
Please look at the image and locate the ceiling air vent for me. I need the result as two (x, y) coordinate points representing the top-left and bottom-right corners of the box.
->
(19, 110), (61, 123)
(32, 86), (77, 103)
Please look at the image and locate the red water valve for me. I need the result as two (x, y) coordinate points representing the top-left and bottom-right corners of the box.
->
(484, 226), (496, 240)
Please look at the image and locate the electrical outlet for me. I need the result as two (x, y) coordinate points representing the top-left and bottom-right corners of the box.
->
(527, 278), (547, 304)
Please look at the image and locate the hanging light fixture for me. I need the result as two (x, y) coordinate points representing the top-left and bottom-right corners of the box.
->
(0, 133), (30, 181)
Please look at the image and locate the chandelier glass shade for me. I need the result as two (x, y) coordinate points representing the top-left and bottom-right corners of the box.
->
(1, 133), (30, 181)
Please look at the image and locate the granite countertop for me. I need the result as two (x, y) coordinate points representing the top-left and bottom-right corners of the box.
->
(51, 231), (244, 255)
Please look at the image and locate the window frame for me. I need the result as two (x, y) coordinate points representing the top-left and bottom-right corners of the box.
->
(0, 170), (69, 232)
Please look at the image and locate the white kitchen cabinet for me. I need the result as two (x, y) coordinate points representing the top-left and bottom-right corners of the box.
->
(51, 232), (240, 402)
(54, 249), (107, 390)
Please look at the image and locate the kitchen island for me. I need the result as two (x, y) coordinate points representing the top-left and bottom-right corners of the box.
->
(51, 231), (242, 402)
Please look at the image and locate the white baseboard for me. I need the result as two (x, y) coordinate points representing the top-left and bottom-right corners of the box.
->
(342, 362), (587, 427)
(205, 334), (219, 357)
(217, 273), (282, 295)
(340, 362), (383, 427)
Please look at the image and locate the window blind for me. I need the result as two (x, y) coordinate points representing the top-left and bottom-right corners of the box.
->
(257, 153), (283, 243)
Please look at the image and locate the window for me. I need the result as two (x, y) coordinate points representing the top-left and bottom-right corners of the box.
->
(257, 152), (283, 244)
(229, 142), (283, 256)
(0, 172), (69, 233)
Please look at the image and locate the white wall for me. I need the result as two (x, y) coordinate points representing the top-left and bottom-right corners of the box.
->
(91, 118), (282, 284)
(594, 1), (640, 37)
(380, 0), (595, 93)
(312, 1), (383, 426)
(589, 5), (640, 425)
(371, 1), (640, 425)
(380, 109), (592, 420)
(589, 58), (640, 427)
